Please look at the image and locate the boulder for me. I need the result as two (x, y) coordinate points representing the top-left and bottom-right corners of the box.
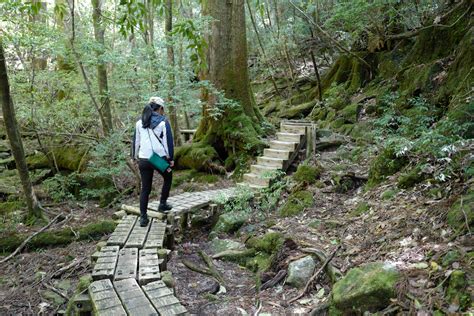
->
(286, 256), (316, 288)
(212, 212), (248, 234)
(331, 262), (400, 313)
(210, 238), (245, 254)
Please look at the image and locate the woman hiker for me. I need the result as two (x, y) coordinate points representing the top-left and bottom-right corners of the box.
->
(132, 97), (174, 227)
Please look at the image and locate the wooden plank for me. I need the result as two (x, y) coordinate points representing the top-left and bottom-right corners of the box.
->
(142, 281), (188, 315)
(88, 279), (126, 316)
(125, 217), (152, 248)
(92, 246), (119, 280)
(114, 247), (138, 281)
(139, 248), (161, 285)
(144, 220), (166, 249)
(107, 215), (137, 246)
(114, 278), (158, 315)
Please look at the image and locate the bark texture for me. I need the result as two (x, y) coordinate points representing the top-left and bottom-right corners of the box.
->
(0, 37), (43, 219)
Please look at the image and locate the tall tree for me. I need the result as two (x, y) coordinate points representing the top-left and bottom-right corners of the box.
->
(188, 0), (264, 169)
(165, 0), (181, 146)
(92, 0), (113, 134)
(0, 37), (43, 220)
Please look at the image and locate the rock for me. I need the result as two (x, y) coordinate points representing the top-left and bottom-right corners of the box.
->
(161, 271), (176, 288)
(210, 238), (245, 254)
(315, 136), (346, 151)
(212, 212), (248, 234)
(331, 262), (400, 313)
(286, 256), (316, 288)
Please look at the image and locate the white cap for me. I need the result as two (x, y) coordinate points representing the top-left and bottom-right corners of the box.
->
(149, 96), (165, 107)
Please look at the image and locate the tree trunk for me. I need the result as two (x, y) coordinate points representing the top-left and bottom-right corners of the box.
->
(165, 0), (181, 146)
(92, 0), (113, 134)
(186, 0), (264, 170)
(0, 37), (43, 220)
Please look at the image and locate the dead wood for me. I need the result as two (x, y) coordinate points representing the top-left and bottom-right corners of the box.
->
(260, 269), (287, 291)
(0, 213), (65, 264)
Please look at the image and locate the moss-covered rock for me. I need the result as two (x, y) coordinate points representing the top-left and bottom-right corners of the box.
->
(447, 191), (474, 233)
(286, 256), (316, 288)
(26, 146), (88, 171)
(397, 165), (426, 189)
(331, 262), (400, 313)
(340, 104), (360, 123)
(442, 250), (460, 267)
(245, 232), (284, 253)
(293, 164), (323, 185)
(212, 212), (248, 234)
(446, 270), (471, 310)
(210, 238), (244, 254)
(280, 101), (317, 119)
(279, 191), (314, 217)
(174, 143), (220, 172)
(367, 147), (409, 188)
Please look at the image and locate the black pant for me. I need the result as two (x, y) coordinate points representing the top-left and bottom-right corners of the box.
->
(138, 159), (172, 217)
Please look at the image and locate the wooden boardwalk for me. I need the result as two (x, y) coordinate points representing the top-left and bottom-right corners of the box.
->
(77, 188), (238, 315)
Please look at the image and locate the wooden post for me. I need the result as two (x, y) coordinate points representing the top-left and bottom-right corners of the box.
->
(157, 248), (168, 272)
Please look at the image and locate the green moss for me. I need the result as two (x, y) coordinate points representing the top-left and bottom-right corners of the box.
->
(172, 170), (220, 188)
(447, 191), (474, 233)
(212, 211), (248, 234)
(0, 200), (25, 216)
(332, 263), (400, 313)
(293, 164), (323, 185)
(279, 191), (314, 217)
(246, 253), (272, 272)
(0, 220), (116, 253)
(174, 142), (219, 172)
(381, 189), (397, 200)
(340, 104), (359, 123)
(26, 146), (88, 171)
(245, 232), (284, 254)
(280, 101), (316, 119)
(446, 270), (471, 310)
(442, 250), (460, 267)
(350, 202), (370, 217)
(331, 118), (345, 129)
(398, 166), (426, 189)
(367, 147), (409, 188)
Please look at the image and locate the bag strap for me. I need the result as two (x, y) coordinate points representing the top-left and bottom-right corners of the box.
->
(147, 127), (169, 157)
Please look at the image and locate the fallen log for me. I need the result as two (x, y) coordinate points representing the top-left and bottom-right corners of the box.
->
(120, 204), (165, 220)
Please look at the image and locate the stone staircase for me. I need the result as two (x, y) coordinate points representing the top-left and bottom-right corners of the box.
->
(242, 120), (314, 189)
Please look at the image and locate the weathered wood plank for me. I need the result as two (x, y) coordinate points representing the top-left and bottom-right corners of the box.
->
(114, 247), (138, 281)
(89, 279), (126, 316)
(144, 220), (166, 249)
(125, 218), (152, 249)
(114, 278), (158, 315)
(143, 281), (188, 315)
(107, 215), (137, 246)
(139, 248), (161, 285)
(92, 246), (119, 280)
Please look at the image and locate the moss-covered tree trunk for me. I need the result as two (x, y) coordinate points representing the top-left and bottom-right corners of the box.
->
(92, 0), (113, 134)
(0, 37), (43, 220)
(188, 0), (264, 170)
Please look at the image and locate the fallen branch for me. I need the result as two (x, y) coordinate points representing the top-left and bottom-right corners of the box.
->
(301, 247), (343, 283)
(0, 214), (65, 264)
(460, 197), (471, 234)
(260, 269), (287, 291)
(51, 257), (85, 279)
(43, 282), (70, 301)
(199, 250), (225, 284)
(182, 259), (213, 277)
(288, 245), (340, 304)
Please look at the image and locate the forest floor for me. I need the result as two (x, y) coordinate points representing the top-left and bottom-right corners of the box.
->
(168, 136), (472, 315)
(0, 135), (471, 315)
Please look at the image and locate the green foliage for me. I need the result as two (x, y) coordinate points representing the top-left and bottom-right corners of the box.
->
(279, 190), (314, 217)
(42, 173), (79, 203)
(351, 202), (370, 217)
(447, 191), (473, 233)
(293, 164), (323, 185)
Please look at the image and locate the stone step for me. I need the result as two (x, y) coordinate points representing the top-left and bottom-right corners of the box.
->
(237, 182), (267, 190)
(250, 164), (279, 175)
(264, 148), (291, 160)
(257, 156), (286, 168)
(276, 132), (304, 143)
(281, 124), (307, 134)
(243, 173), (270, 187)
(269, 140), (298, 151)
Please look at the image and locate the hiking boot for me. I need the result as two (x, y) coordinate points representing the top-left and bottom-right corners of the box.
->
(140, 215), (149, 227)
(158, 202), (173, 212)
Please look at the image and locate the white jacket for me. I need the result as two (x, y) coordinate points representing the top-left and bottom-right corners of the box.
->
(134, 119), (170, 159)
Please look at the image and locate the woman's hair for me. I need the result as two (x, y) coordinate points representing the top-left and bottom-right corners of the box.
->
(141, 102), (162, 128)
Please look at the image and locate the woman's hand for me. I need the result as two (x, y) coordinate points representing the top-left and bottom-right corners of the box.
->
(170, 160), (175, 167)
